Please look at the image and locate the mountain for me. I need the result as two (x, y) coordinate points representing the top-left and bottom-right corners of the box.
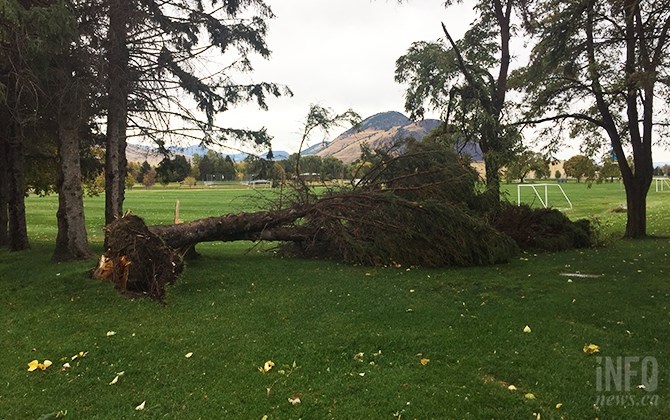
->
(301, 141), (329, 155)
(126, 144), (164, 165)
(337, 111), (411, 138)
(311, 111), (482, 164)
(229, 150), (290, 162)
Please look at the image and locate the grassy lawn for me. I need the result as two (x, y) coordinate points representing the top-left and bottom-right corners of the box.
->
(1, 182), (669, 419)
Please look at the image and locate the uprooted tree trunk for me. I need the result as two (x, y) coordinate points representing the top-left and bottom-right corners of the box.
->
(93, 207), (311, 301)
(148, 206), (311, 248)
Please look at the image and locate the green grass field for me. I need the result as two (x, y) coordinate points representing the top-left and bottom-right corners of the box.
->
(1, 181), (669, 419)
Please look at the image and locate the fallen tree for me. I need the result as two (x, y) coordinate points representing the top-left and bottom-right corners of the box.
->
(94, 139), (594, 301)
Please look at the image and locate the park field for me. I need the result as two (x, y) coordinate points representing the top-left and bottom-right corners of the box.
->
(1, 181), (669, 419)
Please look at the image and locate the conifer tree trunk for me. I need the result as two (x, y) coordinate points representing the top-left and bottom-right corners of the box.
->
(105, 0), (130, 227)
(0, 126), (9, 248)
(53, 108), (94, 261)
(7, 121), (29, 251)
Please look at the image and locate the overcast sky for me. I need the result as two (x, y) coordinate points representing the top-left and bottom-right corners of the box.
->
(219, 0), (473, 152)
(214, 0), (670, 163)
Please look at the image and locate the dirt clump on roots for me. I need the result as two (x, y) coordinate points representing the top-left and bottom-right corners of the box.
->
(93, 213), (183, 302)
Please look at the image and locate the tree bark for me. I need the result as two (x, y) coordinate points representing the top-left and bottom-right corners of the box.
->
(105, 0), (130, 228)
(7, 121), (30, 251)
(0, 124), (9, 248)
(52, 112), (94, 261)
(148, 206), (310, 249)
(623, 179), (649, 239)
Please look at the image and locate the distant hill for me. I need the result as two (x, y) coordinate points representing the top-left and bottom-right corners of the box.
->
(301, 142), (329, 155)
(126, 144), (164, 166)
(228, 150), (290, 162)
(310, 111), (482, 164)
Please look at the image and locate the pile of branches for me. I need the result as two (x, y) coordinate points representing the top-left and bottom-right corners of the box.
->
(280, 140), (518, 266)
(491, 203), (593, 252)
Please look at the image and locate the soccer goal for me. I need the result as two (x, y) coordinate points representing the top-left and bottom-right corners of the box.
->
(517, 183), (573, 210)
(654, 178), (670, 192)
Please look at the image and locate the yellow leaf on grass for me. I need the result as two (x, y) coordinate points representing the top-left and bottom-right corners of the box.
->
(507, 385), (517, 391)
(556, 403), (563, 409)
(523, 325), (532, 333)
(583, 344), (600, 354)
(27, 359), (51, 372)
(259, 360), (275, 373)
(420, 358), (430, 366)
(525, 393), (536, 400)
(135, 401), (146, 411)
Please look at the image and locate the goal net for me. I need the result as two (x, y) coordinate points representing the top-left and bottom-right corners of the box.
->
(516, 183), (573, 210)
(654, 178), (670, 192)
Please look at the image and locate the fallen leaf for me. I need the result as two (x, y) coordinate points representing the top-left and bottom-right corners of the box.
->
(259, 360), (275, 373)
(583, 343), (600, 354)
(523, 325), (532, 333)
(27, 359), (51, 372)
(288, 395), (301, 405)
(62, 362), (71, 369)
(135, 401), (146, 411)
(420, 358), (430, 366)
(353, 352), (364, 361)
(555, 403), (563, 409)
(261, 416), (268, 420)
(109, 375), (119, 385)
(185, 352), (193, 358)
(507, 385), (517, 391)
(27, 360), (40, 372)
(525, 393), (536, 400)
(106, 331), (116, 337)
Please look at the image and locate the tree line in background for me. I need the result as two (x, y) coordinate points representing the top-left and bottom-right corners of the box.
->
(120, 147), (670, 190)
(123, 151), (375, 189)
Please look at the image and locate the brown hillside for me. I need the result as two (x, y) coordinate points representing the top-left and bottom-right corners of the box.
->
(316, 119), (439, 164)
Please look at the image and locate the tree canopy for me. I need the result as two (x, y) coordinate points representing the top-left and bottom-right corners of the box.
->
(517, 0), (670, 237)
(395, 0), (522, 200)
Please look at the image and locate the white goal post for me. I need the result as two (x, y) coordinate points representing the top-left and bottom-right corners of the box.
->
(654, 178), (670, 192)
(517, 183), (573, 210)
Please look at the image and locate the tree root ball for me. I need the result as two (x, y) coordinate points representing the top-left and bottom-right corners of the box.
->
(95, 213), (183, 302)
